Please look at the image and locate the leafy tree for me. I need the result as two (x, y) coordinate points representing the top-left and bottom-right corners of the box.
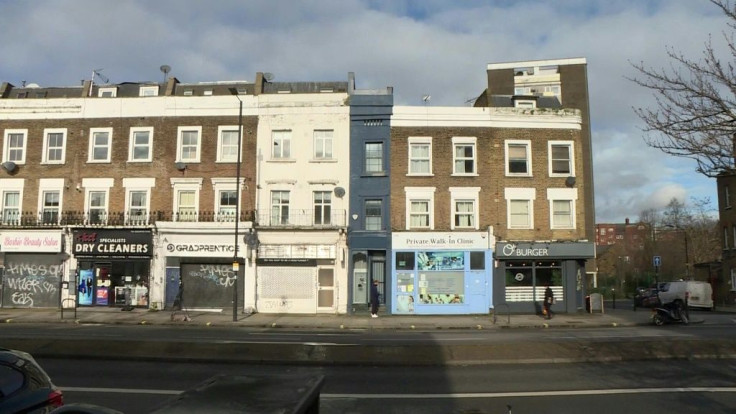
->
(630, 0), (736, 177)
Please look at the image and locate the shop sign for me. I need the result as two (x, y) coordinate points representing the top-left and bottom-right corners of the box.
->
(496, 241), (595, 259)
(166, 243), (235, 254)
(256, 258), (317, 266)
(392, 232), (490, 250)
(0, 231), (63, 253)
(72, 229), (152, 257)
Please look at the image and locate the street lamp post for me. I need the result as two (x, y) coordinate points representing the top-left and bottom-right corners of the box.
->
(230, 88), (243, 322)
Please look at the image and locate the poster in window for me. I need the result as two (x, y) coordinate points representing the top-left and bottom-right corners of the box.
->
(418, 272), (465, 304)
(417, 251), (464, 271)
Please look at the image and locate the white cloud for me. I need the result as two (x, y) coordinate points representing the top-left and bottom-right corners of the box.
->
(0, 0), (728, 224)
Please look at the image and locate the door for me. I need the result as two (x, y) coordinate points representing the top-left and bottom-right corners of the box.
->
(165, 267), (181, 309)
(95, 264), (111, 306)
(370, 256), (385, 304)
(317, 267), (335, 312)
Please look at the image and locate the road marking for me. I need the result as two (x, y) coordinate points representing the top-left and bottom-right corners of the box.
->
(321, 387), (736, 399)
(61, 387), (180, 395)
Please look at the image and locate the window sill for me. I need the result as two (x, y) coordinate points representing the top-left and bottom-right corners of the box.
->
(505, 173), (533, 178)
(309, 158), (337, 163)
(128, 159), (153, 163)
(267, 159), (296, 163)
(41, 161), (65, 165)
(407, 173), (434, 177)
(450, 173), (479, 177)
(86, 160), (112, 164)
(362, 172), (387, 177)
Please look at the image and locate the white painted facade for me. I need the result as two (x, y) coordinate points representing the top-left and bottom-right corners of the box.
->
(254, 93), (351, 314)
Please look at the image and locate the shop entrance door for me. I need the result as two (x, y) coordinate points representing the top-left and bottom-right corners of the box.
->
(94, 264), (111, 306)
(317, 268), (334, 313)
(165, 267), (181, 309)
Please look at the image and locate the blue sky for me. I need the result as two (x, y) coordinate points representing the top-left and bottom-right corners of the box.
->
(0, 0), (728, 223)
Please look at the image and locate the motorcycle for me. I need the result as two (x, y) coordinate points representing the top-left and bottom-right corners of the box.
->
(651, 300), (689, 326)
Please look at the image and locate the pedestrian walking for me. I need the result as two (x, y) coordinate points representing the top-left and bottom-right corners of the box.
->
(370, 279), (380, 318)
(543, 284), (554, 320)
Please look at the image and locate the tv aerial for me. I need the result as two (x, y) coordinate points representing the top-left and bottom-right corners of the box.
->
(422, 95), (431, 105)
(160, 65), (171, 83)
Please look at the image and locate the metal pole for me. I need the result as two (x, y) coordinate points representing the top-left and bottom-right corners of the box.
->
(232, 90), (243, 322)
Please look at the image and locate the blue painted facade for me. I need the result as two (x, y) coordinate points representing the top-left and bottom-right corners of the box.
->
(347, 74), (394, 314)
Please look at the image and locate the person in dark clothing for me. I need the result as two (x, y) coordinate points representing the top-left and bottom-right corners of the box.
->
(370, 279), (380, 318)
(543, 284), (554, 319)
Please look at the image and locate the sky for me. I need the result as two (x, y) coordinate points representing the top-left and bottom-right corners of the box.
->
(0, 0), (730, 223)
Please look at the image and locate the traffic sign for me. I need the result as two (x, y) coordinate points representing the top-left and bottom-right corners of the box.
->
(653, 256), (661, 267)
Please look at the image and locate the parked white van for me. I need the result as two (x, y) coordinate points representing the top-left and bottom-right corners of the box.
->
(657, 280), (714, 310)
(685, 281), (714, 310)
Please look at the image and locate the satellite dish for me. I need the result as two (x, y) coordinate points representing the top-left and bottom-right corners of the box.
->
(2, 161), (17, 172)
(175, 162), (187, 171)
(263, 72), (274, 81)
(160, 65), (171, 74)
(334, 187), (345, 198)
(565, 176), (576, 187)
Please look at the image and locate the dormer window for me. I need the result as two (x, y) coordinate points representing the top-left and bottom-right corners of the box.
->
(98, 87), (117, 97)
(139, 86), (159, 97)
(514, 99), (536, 109)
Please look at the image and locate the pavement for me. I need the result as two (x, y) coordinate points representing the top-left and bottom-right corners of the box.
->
(2, 302), (736, 365)
(0, 302), (681, 330)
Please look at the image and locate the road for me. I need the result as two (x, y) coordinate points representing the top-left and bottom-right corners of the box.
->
(41, 357), (736, 413)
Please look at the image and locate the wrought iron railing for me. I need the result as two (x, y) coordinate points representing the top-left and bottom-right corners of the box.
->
(0, 210), (256, 228)
(255, 209), (346, 228)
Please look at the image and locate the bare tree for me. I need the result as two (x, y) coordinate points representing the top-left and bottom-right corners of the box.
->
(630, 0), (736, 177)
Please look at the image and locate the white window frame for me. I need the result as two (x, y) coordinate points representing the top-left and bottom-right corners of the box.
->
(171, 178), (203, 222)
(139, 86), (159, 97)
(313, 130), (334, 160)
(408, 137), (433, 176)
(405, 187), (436, 230)
(272, 130), (292, 159)
(505, 187), (536, 229)
(0, 179), (23, 225)
(271, 190), (291, 225)
(365, 199), (383, 231)
(452, 137), (477, 176)
(128, 127), (153, 162)
(514, 99), (536, 108)
(548, 141), (575, 177)
(547, 188), (578, 229)
(42, 128), (67, 164)
(505, 140), (532, 177)
(3, 129), (27, 164)
(38, 178), (64, 225)
(211, 178), (243, 222)
(88, 127), (113, 163)
(217, 126), (241, 163)
(176, 126), (202, 163)
(365, 142), (384, 174)
(449, 187), (480, 230)
(82, 178), (113, 225)
(123, 178), (155, 225)
(98, 87), (117, 97)
(313, 190), (332, 225)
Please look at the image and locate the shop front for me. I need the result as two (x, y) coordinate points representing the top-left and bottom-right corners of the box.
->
(71, 229), (152, 308)
(155, 227), (251, 312)
(255, 231), (347, 314)
(0, 230), (65, 308)
(494, 241), (595, 314)
(391, 231), (494, 315)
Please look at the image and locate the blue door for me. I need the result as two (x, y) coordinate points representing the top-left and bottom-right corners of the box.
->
(165, 267), (180, 309)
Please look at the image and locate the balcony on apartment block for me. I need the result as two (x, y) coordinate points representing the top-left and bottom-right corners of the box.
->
(255, 209), (346, 229)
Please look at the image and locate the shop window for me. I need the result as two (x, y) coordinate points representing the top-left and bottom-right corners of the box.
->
(395, 252), (415, 270)
(470, 251), (485, 270)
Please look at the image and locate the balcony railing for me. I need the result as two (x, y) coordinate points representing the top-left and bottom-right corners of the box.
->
(0, 210), (256, 228)
(255, 209), (346, 228)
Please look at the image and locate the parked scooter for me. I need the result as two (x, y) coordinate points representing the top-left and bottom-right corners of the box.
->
(651, 300), (689, 326)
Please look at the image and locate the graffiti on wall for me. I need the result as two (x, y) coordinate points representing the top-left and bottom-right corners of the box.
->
(2, 255), (62, 308)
